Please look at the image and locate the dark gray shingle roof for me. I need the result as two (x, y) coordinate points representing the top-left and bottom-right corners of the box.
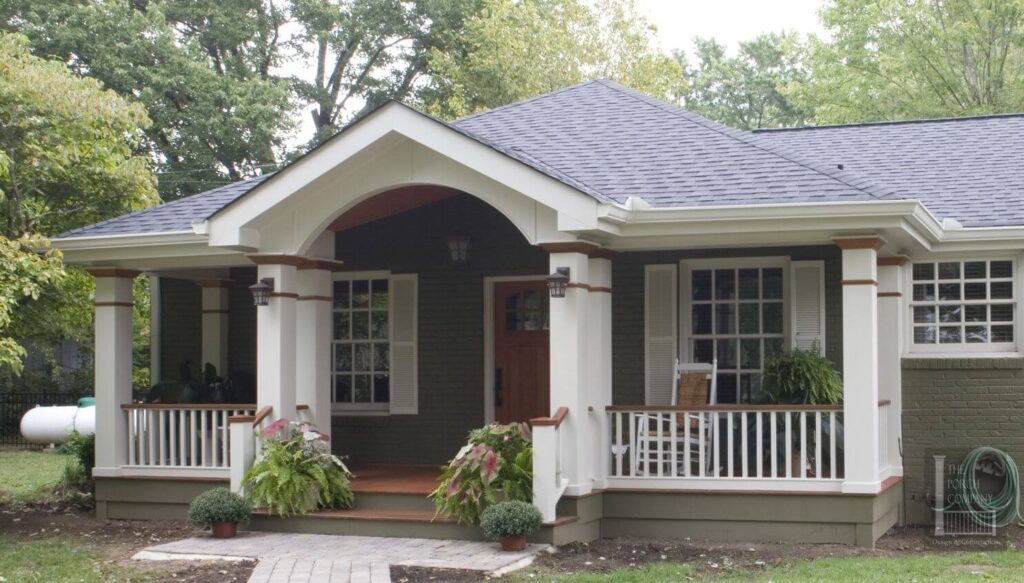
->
(57, 80), (1024, 239)
(58, 174), (274, 238)
(754, 115), (1024, 227)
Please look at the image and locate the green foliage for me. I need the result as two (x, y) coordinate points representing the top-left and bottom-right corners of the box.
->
(678, 33), (814, 130)
(480, 500), (542, 539)
(420, 0), (684, 119)
(187, 487), (251, 528)
(793, 0), (1024, 124)
(763, 348), (843, 405)
(244, 420), (354, 516)
(0, 234), (64, 374)
(0, 450), (70, 505)
(430, 422), (533, 525)
(60, 430), (95, 472)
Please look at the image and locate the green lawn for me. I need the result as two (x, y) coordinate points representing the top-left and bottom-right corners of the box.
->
(0, 537), (161, 583)
(523, 551), (1024, 582)
(0, 449), (71, 504)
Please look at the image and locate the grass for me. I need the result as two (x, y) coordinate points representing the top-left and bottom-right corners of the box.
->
(0, 537), (162, 583)
(519, 551), (1024, 582)
(0, 449), (72, 505)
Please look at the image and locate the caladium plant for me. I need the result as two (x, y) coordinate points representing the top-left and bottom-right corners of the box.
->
(430, 422), (533, 524)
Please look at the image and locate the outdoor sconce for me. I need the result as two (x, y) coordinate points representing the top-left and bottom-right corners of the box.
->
(445, 232), (471, 264)
(249, 278), (275, 307)
(546, 267), (570, 298)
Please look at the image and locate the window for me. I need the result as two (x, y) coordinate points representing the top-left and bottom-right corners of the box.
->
(333, 275), (390, 409)
(910, 259), (1016, 352)
(683, 260), (788, 403)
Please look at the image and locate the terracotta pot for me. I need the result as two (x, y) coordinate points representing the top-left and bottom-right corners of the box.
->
(211, 521), (237, 539)
(500, 535), (527, 552)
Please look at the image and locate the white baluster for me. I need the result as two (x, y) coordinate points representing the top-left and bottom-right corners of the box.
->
(669, 411), (678, 478)
(770, 412), (778, 478)
(830, 411), (837, 479)
(755, 412), (763, 478)
(814, 411), (822, 479)
(726, 412), (734, 478)
(740, 411), (748, 478)
(799, 412), (808, 479)
(784, 412), (792, 478)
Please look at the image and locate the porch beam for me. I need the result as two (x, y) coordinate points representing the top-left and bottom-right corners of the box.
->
(836, 238), (882, 494)
(90, 269), (139, 473)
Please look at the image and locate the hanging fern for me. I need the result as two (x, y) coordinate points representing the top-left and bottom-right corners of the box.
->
(763, 347), (843, 405)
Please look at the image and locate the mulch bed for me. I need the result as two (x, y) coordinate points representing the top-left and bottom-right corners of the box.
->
(0, 504), (254, 582)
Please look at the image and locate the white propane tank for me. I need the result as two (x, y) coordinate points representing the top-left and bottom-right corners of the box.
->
(20, 404), (96, 445)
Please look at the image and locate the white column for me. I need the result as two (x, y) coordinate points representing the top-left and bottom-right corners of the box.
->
(877, 257), (906, 478)
(200, 282), (230, 375)
(91, 269), (138, 474)
(296, 265), (333, 433)
(837, 238), (882, 494)
(149, 275), (161, 383)
(548, 249), (592, 495)
(587, 255), (613, 489)
(256, 262), (298, 421)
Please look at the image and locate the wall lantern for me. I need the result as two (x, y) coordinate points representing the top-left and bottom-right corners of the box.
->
(546, 267), (570, 298)
(445, 232), (471, 264)
(249, 278), (275, 306)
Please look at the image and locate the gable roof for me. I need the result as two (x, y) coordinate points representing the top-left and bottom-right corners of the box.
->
(56, 80), (1024, 240)
(754, 114), (1024, 228)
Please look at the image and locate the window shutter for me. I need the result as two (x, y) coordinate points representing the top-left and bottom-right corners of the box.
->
(791, 260), (826, 353)
(645, 264), (678, 405)
(389, 274), (418, 414)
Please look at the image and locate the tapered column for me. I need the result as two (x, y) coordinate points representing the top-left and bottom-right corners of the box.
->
(90, 268), (139, 475)
(199, 281), (230, 375)
(254, 260), (298, 421)
(836, 238), (882, 494)
(296, 263), (334, 433)
(877, 256), (907, 478)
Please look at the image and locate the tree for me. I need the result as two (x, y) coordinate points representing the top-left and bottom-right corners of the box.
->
(794, 0), (1024, 124)
(680, 34), (814, 130)
(419, 0), (684, 119)
(0, 0), (294, 199)
(0, 32), (156, 378)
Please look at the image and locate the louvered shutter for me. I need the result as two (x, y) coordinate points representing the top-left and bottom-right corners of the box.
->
(645, 265), (678, 405)
(389, 274), (418, 414)
(791, 260), (826, 353)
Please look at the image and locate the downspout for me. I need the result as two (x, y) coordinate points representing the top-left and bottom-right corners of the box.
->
(149, 275), (161, 383)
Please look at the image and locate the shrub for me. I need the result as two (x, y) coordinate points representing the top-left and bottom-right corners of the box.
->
(244, 419), (353, 516)
(60, 431), (94, 472)
(187, 487), (251, 528)
(763, 348), (843, 405)
(480, 501), (542, 539)
(430, 422), (532, 525)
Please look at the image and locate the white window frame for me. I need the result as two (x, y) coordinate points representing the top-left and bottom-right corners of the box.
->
(904, 255), (1021, 356)
(331, 270), (392, 413)
(679, 257), (791, 403)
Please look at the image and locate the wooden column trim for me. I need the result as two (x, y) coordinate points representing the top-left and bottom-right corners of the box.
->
(540, 242), (616, 258)
(841, 279), (879, 286)
(297, 295), (332, 302)
(269, 291), (299, 299)
(297, 258), (346, 272)
(94, 301), (133, 308)
(877, 291), (902, 298)
(834, 237), (885, 251)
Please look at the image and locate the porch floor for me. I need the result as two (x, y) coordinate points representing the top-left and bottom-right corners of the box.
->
(349, 464), (440, 496)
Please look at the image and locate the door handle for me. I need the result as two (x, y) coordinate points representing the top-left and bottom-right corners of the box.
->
(494, 368), (503, 407)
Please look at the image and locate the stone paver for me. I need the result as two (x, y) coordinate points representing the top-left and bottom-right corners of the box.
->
(134, 531), (547, 583)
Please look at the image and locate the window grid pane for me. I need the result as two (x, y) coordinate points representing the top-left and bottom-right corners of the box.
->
(910, 260), (1014, 348)
(332, 277), (391, 405)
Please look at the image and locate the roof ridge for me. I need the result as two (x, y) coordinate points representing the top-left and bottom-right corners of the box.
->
(595, 80), (902, 202)
(753, 112), (1024, 133)
(454, 79), (607, 123)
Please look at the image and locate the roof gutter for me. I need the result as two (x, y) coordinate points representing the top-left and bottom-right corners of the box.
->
(52, 230), (204, 251)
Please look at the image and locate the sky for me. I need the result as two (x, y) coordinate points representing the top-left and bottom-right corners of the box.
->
(635, 0), (826, 55)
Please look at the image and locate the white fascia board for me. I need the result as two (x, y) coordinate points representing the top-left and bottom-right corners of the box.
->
(51, 231), (247, 266)
(53, 231), (202, 251)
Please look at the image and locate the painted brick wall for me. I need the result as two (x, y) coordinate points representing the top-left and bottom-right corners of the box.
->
(158, 277), (202, 383)
(611, 245), (843, 405)
(901, 357), (1024, 524)
(330, 194), (548, 465)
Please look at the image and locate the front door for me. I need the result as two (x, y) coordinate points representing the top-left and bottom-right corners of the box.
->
(493, 281), (550, 423)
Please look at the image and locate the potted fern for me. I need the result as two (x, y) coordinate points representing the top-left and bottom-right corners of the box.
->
(188, 488), (251, 538)
(480, 500), (541, 551)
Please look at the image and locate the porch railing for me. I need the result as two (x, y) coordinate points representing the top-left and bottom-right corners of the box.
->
(606, 404), (845, 491)
(122, 404), (256, 471)
(531, 407), (569, 523)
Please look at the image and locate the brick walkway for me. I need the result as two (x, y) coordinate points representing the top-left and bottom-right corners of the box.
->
(134, 531), (546, 583)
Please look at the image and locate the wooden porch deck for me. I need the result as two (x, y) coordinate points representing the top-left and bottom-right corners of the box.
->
(349, 464), (441, 496)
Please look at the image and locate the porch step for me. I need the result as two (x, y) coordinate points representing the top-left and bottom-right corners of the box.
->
(350, 491), (436, 513)
(247, 508), (578, 544)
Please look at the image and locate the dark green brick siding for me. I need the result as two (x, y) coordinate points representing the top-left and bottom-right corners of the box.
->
(158, 277), (201, 382)
(330, 194), (548, 465)
(901, 358), (1024, 524)
(611, 245), (843, 405)
(227, 267), (257, 377)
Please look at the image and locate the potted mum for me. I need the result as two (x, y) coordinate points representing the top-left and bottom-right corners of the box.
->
(187, 487), (251, 538)
(480, 500), (541, 551)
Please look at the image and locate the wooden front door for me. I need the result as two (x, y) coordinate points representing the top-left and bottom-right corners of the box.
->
(493, 281), (550, 423)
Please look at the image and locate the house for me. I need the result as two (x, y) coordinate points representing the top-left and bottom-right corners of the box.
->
(54, 80), (1024, 547)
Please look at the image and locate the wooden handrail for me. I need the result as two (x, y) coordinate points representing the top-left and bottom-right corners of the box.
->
(296, 404), (310, 411)
(530, 406), (569, 428)
(121, 403), (256, 411)
(228, 415), (256, 424)
(878, 399), (892, 407)
(252, 405), (273, 427)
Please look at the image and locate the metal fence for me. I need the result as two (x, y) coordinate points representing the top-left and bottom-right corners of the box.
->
(0, 392), (90, 448)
